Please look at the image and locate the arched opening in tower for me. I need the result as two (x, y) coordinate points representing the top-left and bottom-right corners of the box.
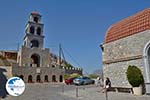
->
(31, 54), (40, 67)
(34, 17), (38, 23)
(37, 27), (41, 35)
(30, 26), (35, 34)
(30, 40), (39, 48)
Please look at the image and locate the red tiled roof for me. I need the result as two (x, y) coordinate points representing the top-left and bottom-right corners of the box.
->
(104, 8), (150, 44)
(31, 11), (40, 15)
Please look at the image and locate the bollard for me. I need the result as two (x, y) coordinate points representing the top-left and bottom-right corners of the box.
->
(62, 84), (64, 93)
(76, 87), (78, 98)
(105, 90), (108, 100)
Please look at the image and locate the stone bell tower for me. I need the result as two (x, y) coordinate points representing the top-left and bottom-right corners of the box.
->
(24, 12), (44, 48)
(17, 12), (50, 67)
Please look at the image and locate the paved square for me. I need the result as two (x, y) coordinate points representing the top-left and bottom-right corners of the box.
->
(2, 84), (150, 100)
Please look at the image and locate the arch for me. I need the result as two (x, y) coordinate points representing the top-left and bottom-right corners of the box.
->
(52, 65), (55, 68)
(28, 75), (33, 83)
(143, 40), (150, 94)
(31, 54), (40, 67)
(19, 75), (24, 80)
(36, 75), (41, 83)
(30, 26), (35, 34)
(44, 75), (48, 82)
(52, 75), (56, 82)
(34, 17), (38, 23)
(37, 27), (41, 35)
(59, 75), (63, 82)
(30, 40), (39, 48)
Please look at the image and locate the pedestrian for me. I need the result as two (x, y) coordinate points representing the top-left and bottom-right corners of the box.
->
(102, 77), (111, 93)
(96, 76), (101, 86)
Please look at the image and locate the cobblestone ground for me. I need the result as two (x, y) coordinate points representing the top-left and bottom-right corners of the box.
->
(1, 83), (150, 100)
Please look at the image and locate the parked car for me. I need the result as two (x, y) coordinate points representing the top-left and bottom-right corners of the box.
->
(73, 77), (95, 85)
(65, 77), (75, 85)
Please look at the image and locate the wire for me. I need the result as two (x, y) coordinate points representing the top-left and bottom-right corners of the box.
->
(61, 45), (89, 75)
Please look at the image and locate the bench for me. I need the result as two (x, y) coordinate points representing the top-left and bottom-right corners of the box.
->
(108, 87), (133, 94)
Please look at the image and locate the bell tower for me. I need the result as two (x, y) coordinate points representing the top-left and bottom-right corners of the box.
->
(18, 12), (50, 67)
(23, 12), (44, 48)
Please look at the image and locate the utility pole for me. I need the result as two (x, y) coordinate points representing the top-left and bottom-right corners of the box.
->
(59, 44), (61, 67)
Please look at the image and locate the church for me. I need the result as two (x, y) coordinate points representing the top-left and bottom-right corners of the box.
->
(102, 8), (150, 94)
(0, 12), (82, 83)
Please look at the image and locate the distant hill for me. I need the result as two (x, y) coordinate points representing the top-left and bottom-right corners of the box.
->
(93, 69), (103, 77)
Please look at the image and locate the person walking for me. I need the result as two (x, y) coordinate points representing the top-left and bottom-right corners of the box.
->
(102, 77), (111, 93)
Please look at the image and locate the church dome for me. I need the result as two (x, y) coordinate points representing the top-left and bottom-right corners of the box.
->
(104, 8), (150, 44)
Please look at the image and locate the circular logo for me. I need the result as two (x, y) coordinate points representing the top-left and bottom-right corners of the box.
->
(6, 77), (25, 96)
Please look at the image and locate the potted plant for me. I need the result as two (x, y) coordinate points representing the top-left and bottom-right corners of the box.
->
(126, 65), (144, 95)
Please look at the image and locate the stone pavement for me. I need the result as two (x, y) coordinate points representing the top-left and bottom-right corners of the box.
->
(1, 84), (150, 100)
(62, 86), (150, 100)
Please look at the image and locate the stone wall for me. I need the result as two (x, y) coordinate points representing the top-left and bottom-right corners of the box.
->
(12, 64), (65, 83)
(63, 67), (82, 75)
(103, 30), (150, 87)
(103, 59), (144, 87)
(18, 46), (51, 67)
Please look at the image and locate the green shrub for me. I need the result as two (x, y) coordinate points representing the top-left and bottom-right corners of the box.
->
(63, 74), (71, 79)
(88, 74), (99, 79)
(126, 65), (144, 87)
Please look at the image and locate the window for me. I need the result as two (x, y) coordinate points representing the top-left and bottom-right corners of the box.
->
(34, 17), (38, 23)
(37, 27), (41, 35)
(52, 75), (56, 82)
(59, 75), (63, 82)
(30, 26), (35, 34)
(31, 54), (40, 67)
(36, 75), (41, 82)
(52, 65), (55, 68)
(30, 40), (39, 48)
(44, 75), (48, 82)
(28, 75), (33, 83)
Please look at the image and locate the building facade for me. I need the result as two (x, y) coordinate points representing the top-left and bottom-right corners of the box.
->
(102, 8), (150, 94)
(0, 12), (82, 83)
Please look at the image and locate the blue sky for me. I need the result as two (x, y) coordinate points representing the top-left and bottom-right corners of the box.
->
(0, 0), (150, 74)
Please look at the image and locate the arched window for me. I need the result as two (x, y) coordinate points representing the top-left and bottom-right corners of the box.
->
(37, 27), (41, 35)
(30, 40), (39, 48)
(44, 75), (48, 82)
(52, 75), (56, 82)
(34, 17), (38, 23)
(52, 65), (55, 68)
(31, 54), (40, 67)
(36, 75), (41, 83)
(19, 75), (24, 80)
(28, 75), (32, 83)
(30, 26), (35, 34)
(59, 75), (63, 82)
